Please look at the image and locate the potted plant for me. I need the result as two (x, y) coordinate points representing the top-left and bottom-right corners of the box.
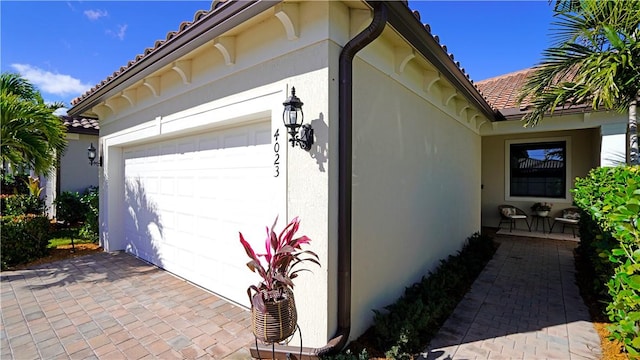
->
(239, 216), (320, 343)
(531, 202), (553, 216)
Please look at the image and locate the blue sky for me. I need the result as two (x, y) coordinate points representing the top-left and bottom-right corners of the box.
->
(1, 1), (556, 109)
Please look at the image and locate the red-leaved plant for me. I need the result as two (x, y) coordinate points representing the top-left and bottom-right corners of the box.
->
(239, 216), (320, 313)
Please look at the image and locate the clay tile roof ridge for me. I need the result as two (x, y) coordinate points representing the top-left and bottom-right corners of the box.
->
(476, 67), (536, 84)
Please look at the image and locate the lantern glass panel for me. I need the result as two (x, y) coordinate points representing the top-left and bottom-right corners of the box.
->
(288, 109), (298, 125)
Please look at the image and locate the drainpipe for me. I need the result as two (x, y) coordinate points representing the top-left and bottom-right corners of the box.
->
(324, 0), (387, 355)
(249, 2), (387, 359)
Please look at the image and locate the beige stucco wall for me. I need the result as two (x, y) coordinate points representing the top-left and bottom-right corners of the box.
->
(60, 133), (100, 193)
(349, 57), (482, 339)
(481, 128), (600, 228)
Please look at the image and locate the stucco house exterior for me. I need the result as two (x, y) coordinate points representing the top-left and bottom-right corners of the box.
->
(476, 69), (627, 231)
(43, 116), (100, 218)
(66, 0), (628, 354)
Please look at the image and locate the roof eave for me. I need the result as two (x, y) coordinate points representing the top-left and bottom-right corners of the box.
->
(501, 104), (594, 121)
(68, 0), (281, 117)
(67, 127), (99, 136)
(375, 0), (504, 122)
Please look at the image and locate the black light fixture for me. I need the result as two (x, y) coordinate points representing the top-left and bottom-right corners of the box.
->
(88, 143), (102, 167)
(282, 87), (314, 151)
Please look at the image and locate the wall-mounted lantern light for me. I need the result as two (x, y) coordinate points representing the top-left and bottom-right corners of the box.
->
(282, 87), (314, 151)
(88, 143), (102, 167)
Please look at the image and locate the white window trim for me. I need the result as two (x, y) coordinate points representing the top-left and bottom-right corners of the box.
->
(504, 136), (572, 203)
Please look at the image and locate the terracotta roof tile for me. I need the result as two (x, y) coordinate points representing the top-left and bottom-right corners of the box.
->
(475, 68), (536, 110)
(60, 115), (100, 134)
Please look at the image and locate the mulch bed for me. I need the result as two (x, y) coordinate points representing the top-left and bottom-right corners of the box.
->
(3, 243), (103, 271)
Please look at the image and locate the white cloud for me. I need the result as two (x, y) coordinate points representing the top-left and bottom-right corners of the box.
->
(106, 24), (128, 40)
(52, 107), (68, 116)
(11, 64), (92, 97)
(84, 9), (108, 21)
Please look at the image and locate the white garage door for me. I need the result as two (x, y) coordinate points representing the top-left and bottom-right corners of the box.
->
(123, 120), (281, 306)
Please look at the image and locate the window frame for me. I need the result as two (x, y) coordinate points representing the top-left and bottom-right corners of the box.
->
(504, 136), (571, 202)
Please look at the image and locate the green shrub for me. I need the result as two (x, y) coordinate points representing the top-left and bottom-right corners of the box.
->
(1, 215), (51, 269)
(3, 194), (45, 216)
(322, 349), (369, 360)
(353, 232), (497, 358)
(79, 186), (98, 242)
(1, 194), (9, 214)
(55, 191), (87, 224)
(573, 165), (640, 355)
(0, 172), (29, 195)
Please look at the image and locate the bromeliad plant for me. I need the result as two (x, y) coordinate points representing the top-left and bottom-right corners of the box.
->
(239, 216), (320, 313)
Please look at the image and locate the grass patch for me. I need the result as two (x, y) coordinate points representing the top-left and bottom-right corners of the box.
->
(48, 226), (97, 249)
(48, 237), (96, 248)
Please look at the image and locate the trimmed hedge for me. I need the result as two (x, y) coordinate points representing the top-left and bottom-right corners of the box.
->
(343, 232), (496, 359)
(573, 166), (640, 355)
(1, 215), (51, 270)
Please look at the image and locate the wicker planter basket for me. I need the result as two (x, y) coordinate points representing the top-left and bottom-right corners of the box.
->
(250, 288), (297, 343)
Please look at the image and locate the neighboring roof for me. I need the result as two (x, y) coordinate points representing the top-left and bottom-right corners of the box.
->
(475, 69), (535, 112)
(475, 67), (593, 120)
(70, 0), (503, 121)
(518, 158), (564, 170)
(60, 116), (99, 135)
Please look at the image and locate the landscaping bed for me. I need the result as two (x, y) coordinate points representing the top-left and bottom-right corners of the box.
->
(5, 242), (102, 271)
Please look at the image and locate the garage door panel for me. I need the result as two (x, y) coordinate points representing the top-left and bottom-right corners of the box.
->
(123, 120), (279, 306)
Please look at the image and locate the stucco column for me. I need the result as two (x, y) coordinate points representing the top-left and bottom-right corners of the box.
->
(600, 123), (626, 166)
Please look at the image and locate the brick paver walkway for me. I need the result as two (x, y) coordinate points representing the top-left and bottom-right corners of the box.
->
(0, 252), (254, 359)
(422, 236), (602, 359)
(1, 236), (603, 360)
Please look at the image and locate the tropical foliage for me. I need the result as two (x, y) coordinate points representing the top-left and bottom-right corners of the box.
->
(573, 166), (640, 355)
(2, 176), (46, 216)
(239, 216), (319, 313)
(518, 1), (640, 165)
(1, 72), (67, 175)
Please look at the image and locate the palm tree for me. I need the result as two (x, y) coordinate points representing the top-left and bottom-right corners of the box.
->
(1, 72), (67, 175)
(518, 1), (640, 165)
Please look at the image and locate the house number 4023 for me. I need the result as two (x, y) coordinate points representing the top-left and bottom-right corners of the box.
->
(273, 129), (280, 177)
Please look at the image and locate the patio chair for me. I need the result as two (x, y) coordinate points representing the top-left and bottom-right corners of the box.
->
(550, 207), (580, 238)
(498, 205), (531, 232)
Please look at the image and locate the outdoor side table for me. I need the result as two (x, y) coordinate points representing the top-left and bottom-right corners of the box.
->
(531, 214), (552, 233)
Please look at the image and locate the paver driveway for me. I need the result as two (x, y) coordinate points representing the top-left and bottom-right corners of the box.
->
(0, 252), (254, 359)
(1, 235), (605, 360)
